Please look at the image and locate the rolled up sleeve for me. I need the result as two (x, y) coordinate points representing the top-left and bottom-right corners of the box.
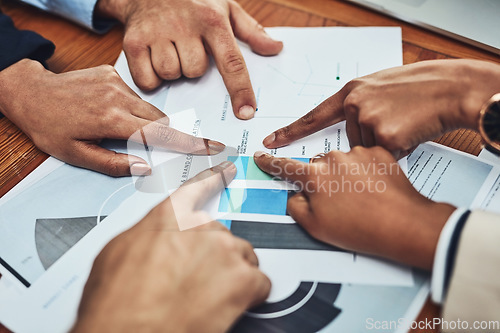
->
(19, 0), (115, 33)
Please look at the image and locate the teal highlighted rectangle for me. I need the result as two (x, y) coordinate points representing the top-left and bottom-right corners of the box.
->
(246, 158), (273, 180)
(228, 156), (309, 181)
(228, 156), (248, 180)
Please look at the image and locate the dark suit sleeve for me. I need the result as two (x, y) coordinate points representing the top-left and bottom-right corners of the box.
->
(0, 12), (55, 118)
(0, 13), (55, 71)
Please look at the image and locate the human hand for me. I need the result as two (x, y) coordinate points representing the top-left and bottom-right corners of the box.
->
(254, 147), (455, 270)
(96, 0), (283, 120)
(263, 59), (500, 158)
(0, 59), (225, 176)
(73, 161), (270, 333)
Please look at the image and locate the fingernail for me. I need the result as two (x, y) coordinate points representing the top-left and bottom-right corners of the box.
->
(207, 139), (226, 154)
(130, 163), (151, 176)
(254, 151), (268, 158)
(263, 133), (275, 147)
(220, 161), (234, 168)
(239, 105), (255, 119)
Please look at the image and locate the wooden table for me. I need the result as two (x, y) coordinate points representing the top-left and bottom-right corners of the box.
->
(0, 0), (498, 332)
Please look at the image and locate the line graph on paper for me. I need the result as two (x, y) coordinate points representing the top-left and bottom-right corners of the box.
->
(251, 54), (359, 119)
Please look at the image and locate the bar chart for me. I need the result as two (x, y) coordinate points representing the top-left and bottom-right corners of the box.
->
(218, 156), (308, 216)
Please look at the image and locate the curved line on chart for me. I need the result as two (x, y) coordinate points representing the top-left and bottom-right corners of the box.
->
(97, 182), (134, 224)
(245, 281), (318, 319)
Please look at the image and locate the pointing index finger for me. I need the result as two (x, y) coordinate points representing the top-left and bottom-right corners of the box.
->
(204, 21), (256, 120)
(129, 120), (226, 155)
(263, 87), (350, 148)
(253, 151), (311, 185)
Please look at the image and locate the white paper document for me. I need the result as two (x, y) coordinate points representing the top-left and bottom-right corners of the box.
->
(3, 27), (495, 332)
(479, 147), (500, 164)
(408, 142), (500, 209)
(472, 148), (500, 214)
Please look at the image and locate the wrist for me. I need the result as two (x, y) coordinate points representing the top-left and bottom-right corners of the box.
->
(72, 306), (132, 333)
(72, 291), (191, 333)
(394, 200), (455, 270)
(419, 202), (456, 270)
(0, 59), (46, 119)
(71, 316), (105, 333)
(457, 60), (500, 130)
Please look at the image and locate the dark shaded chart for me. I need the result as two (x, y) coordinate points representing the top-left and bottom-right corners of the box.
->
(232, 282), (342, 333)
(231, 221), (345, 252)
(230, 220), (345, 332)
(35, 216), (105, 270)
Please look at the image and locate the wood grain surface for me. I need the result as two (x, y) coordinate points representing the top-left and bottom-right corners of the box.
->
(0, 0), (498, 332)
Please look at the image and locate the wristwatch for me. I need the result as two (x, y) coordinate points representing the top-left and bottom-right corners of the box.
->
(479, 93), (500, 155)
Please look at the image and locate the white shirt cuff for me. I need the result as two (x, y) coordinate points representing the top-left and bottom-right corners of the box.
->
(431, 207), (468, 304)
(20, 0), (113, 33)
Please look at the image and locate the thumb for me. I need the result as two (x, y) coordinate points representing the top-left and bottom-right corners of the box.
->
(171, 161), (237, 212)
(71, 141), (151, 177)
(229, 1), (283, 56)
(164, 161), (237, 230)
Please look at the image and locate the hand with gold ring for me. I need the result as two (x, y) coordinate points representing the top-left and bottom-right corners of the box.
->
(309, 152), (326, 164)
(254, 147), (455, 270)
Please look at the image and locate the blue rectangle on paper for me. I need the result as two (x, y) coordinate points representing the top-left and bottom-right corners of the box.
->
(241, 189), (287, 215)
(218, 188), (230, 212)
